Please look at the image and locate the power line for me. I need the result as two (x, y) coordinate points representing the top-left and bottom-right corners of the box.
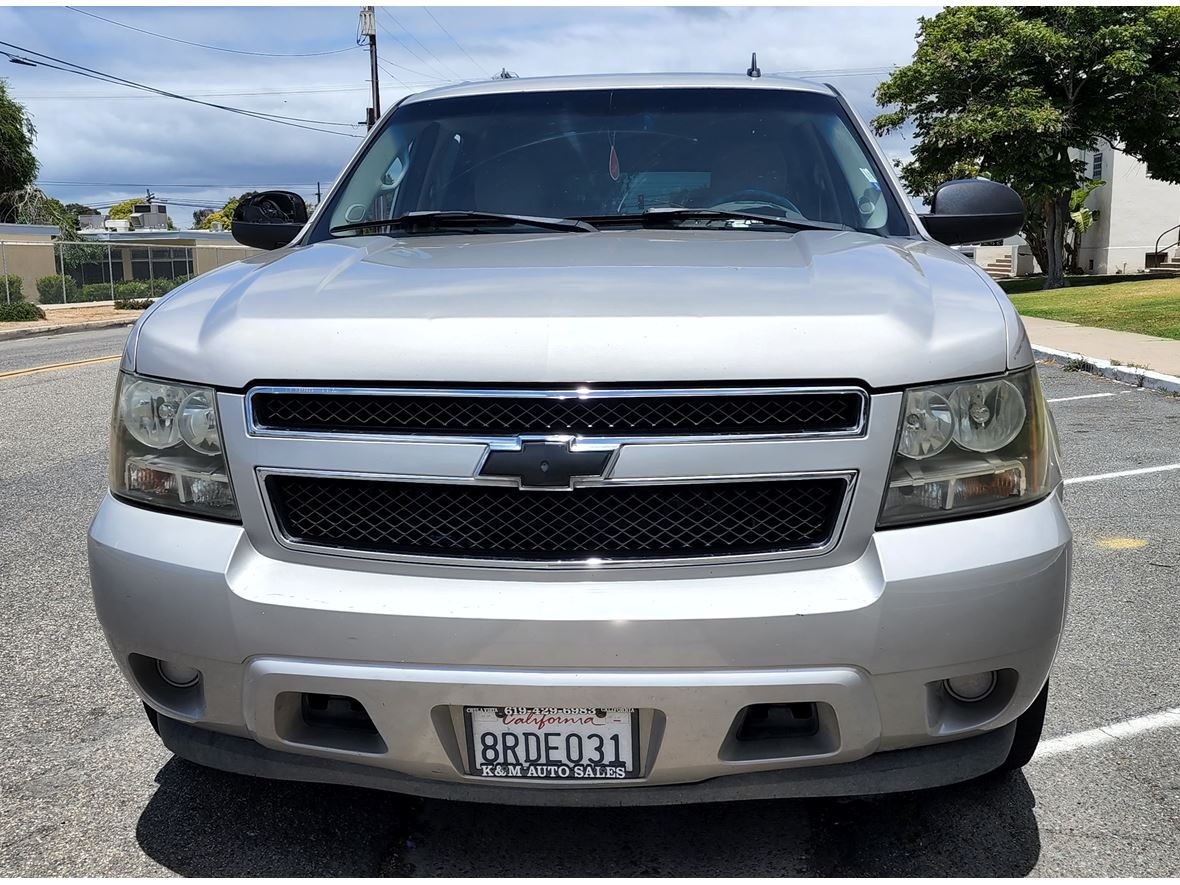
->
(382, 9), (462, 80)
(774, 66), (898, 79)
(421, 7), (491, 79)
(376, 53), (450, 83)
(1, 41), (363, 138)
(66, 7), (360, 58)
(15, 85), (372, 100)
(375, 12), (452, 81)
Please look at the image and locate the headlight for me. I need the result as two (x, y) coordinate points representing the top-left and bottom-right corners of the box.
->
(879, 367), (1057, 527)
(110, 372), (239, 520)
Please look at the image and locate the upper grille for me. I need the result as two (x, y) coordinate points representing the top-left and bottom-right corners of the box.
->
(249, 387), (865, 438)
(267, 474), (849, 564)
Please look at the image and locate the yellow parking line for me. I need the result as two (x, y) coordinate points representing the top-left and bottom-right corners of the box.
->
(0, 354), (121, 380)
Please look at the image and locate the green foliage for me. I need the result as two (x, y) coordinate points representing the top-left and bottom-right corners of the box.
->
(59, 240), (111, 272)
(105, 198), (140, 221)
(36, 274), (77, 303)
(114, 280), (152, 301)
(874, 7), (1180, 288)
(0, 302), (45, 322)
(76, 282), (115, 303)
(115, 298), (155, 311)
(197, 192), (254, 230)
(0, 80), (38, 218)
(1069, 179), (1104, 235)
(63, 202), (97, 217)
(0, 274), (24, 303)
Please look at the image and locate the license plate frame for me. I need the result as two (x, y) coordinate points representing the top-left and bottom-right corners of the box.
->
(463, 706), (642, 781)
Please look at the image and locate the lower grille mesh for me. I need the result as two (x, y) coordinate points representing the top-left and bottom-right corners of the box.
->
(267, 475), (848, 562)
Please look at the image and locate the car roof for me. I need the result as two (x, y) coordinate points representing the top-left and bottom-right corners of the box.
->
(398, 72), (836, 106)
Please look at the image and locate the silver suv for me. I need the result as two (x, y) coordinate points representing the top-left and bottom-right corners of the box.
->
(89, 74), (1070, 804)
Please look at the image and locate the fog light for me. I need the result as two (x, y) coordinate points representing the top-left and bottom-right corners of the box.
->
(157, 660), (201, 688)
(944, 671), (996, 702)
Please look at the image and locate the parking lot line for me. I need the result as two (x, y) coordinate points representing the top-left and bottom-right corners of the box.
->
(0, 354), (120, 380)
(1064, 463), (1180, 485)
(1047, 392), (1124, 403)
(1032, 705), (1180, 762)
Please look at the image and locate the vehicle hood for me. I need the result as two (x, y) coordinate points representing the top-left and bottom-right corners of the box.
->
(131, 229), (1023, 389)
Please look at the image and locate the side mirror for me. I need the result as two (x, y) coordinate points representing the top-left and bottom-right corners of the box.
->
(231, 191), (309, 250)
(920, 179), (1024, 246)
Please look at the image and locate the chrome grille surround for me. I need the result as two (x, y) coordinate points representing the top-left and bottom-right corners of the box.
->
(242, 384), (868, 570)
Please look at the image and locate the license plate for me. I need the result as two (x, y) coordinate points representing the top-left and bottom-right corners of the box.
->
(464, 706), (640, 780)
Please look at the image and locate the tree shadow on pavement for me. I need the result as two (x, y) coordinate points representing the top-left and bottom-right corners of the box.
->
(136, 758), (1040, 876)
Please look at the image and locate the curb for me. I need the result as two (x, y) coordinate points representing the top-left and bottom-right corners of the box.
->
(1032, 344), (1180, 396)
(0, 318), (136, 343)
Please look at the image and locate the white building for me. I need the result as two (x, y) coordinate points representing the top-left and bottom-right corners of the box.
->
(954, 141), (1180, 279)
(1075, 141), (1180, 274)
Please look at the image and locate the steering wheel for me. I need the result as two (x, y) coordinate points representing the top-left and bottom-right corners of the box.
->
(709, 188), (802, 217)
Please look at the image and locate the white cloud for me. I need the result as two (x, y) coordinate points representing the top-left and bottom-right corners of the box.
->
(0, 5), (933, 225)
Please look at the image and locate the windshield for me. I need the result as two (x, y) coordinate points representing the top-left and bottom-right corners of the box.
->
(319, 87), (910, 237)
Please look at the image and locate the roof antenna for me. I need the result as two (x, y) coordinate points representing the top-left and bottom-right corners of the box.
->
(746, 52), (761, 78)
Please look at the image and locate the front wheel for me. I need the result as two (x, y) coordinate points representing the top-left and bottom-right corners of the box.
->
(998, 680), (1049, 771)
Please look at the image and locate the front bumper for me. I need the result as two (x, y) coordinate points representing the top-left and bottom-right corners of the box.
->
(89, 492), (1071, 800)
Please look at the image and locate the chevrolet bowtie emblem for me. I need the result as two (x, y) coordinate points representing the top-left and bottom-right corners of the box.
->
(479, 440), (613, 489)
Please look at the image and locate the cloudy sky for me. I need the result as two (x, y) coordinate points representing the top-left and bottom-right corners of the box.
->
(0, 4), (935, 227)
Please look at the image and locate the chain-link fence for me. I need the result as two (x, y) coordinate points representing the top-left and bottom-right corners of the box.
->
(0, 239), (257, 306)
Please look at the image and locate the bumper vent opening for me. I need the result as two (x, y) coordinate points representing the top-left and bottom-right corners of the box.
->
(722, 702), (840, 762)
(735, 702), (820, 741)
(273, 692), (387, 755)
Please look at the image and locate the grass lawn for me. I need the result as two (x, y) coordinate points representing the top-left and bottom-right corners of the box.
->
(1009, 277), (1180, 341)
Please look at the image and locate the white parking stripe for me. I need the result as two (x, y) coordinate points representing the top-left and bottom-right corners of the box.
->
(1047, 392), (1123, 403)
(1065, 463), (1180, 485)
(1033, 707), (1180, 761)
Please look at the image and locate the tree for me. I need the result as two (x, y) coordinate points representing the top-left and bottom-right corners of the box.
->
(197, 192), (254, 231)
(63, 202), (97, 217)
(874, 6), (1180, 289)
(0, 80), (39, 222)
(192, 208), (214, 227)
(105, 198), (140, 220)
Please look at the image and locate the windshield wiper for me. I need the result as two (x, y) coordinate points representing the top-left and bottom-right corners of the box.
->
(329, 210), (596, 236)
(579, 208), (850, 233)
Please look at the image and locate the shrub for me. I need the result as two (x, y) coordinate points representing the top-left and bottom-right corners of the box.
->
(114, 280), (152, 301)
(0, 302), (45, 321)
(115, 298), (155, 310)
(36, 274), (78, 303)
(71, 282), (114, 303)
(0, 274), (24, 303)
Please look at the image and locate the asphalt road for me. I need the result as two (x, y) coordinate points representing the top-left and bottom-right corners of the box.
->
(0, 325), (133, 375)
(1, 328), (1178, 876)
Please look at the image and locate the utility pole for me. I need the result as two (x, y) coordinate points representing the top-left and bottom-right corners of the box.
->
(359, 6), (380, 129)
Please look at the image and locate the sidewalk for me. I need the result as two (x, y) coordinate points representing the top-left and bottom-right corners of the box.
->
(1023, 315), (1180, 394)
(0, 303), (142, 341)
(1022, 316), (1180, 376)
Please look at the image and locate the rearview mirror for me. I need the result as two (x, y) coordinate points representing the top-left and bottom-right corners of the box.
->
(231, 191), (309, 250)
(920, 179), (1024, 246)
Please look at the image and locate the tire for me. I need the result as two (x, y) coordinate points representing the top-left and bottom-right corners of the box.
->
(143, 701), (161, 737)
(998, 679), (1049, 772)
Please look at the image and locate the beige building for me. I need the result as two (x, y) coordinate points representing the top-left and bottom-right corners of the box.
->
(0, 224), (258, 303)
